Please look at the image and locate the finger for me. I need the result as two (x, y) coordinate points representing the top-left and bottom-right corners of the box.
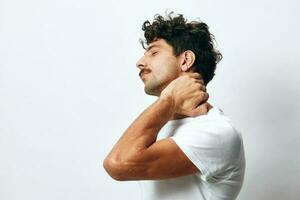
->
(195, 79), (205, 86)
(197, 92), (209, 104)
(184, 103), (208, 117)
(194, 82), (206, 92)
(190, 72), (202, 80)
(202, 92), (209, 102)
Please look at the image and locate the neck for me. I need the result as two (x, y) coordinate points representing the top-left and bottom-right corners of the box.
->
(170, 102), (213, 120)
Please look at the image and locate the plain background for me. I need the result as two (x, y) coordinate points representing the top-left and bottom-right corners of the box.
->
(1, 0), (299, 199)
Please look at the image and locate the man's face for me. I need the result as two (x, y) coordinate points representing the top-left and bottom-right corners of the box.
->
(136, 38), (181, 96)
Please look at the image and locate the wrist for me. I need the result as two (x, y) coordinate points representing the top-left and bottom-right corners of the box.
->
(158, 93), (176, 115)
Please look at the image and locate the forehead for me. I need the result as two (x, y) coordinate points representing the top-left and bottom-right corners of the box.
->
(146, 39), (172, 51)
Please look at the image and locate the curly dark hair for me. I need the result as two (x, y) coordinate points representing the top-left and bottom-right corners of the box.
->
(140, 12), (222, 86)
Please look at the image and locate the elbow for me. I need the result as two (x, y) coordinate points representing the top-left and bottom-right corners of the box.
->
(103, 157), (128, 181)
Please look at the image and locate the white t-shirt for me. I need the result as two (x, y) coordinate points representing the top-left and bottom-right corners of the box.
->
(138, 107), (245, 200)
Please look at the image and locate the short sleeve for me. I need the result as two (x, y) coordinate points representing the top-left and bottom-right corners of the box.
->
(169, 121), (242, 182)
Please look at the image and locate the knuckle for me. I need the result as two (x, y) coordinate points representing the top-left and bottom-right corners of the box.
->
(205, 92), (209, 99)
(196, 91), (203, 98)
(199, 92), (208, 100)
(195, 82), (201, 88)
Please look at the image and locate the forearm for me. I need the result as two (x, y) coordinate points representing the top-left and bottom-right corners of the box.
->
(105, 95), (174, 162)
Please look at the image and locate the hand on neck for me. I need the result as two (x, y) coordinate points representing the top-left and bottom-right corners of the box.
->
(170, 102), (213, 120)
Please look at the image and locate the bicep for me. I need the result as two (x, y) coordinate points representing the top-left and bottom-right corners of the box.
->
(119, 138), (200, 180)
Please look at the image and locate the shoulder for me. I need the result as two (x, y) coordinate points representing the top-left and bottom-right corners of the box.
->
(173, 115), (243, 149)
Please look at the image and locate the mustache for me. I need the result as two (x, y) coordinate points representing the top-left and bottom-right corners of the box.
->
(139, 69), (151, 77)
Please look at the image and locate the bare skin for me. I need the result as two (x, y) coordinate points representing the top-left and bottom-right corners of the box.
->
(103, 39), (213, 181)
(170, 102), (213, 120)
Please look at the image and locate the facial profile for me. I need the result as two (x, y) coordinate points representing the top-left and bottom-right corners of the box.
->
(138, 12), (222, 91)
(137, 38), (182, 96)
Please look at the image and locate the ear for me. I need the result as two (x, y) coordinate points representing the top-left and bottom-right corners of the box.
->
(179, 50), (196, 72)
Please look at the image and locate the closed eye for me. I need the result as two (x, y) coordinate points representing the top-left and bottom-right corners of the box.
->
(152, 51), (158, 56)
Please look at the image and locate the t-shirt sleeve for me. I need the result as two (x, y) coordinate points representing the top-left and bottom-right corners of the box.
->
(169, 121), (243, 182)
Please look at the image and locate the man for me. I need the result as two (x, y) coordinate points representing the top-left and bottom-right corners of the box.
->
(103, 12), (245, 200)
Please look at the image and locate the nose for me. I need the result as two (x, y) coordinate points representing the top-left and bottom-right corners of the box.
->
(136, 56), (146, 70)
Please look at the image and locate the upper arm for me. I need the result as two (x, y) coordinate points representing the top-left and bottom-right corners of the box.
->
(104, 138), (201, 181)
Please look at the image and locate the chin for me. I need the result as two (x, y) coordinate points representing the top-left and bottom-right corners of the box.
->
(144, 86), (160, 97)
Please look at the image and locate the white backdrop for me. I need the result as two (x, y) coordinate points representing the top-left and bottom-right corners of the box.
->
(1, 0), (299, 199)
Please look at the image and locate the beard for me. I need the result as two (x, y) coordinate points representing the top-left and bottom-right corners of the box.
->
(144, 79), (161, 96)
(144, 75), (171, 97)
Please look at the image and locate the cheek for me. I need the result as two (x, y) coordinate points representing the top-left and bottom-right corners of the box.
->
(150, 56), (179, 80)
(162, 60), (180, 78)
(154, 66), (177, 86)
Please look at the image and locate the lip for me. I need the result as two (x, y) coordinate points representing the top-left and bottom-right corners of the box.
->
(140, 72), (150, 80)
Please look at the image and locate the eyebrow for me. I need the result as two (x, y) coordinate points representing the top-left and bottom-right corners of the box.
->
(144, 44), (161, 54)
